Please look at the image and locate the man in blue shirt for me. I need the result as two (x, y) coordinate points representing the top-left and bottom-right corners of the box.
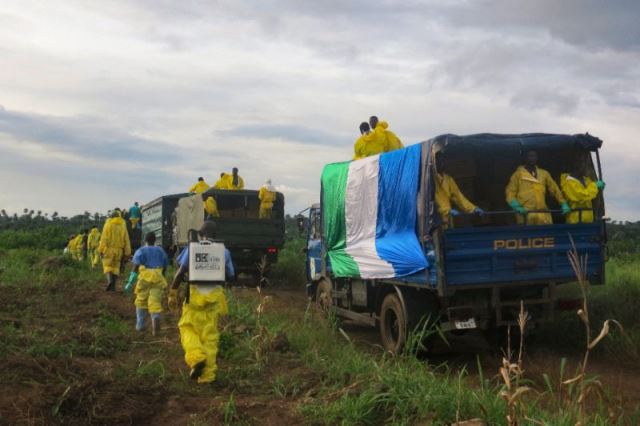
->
(169, 221), (234, 383)
(124, 232), (169, 335)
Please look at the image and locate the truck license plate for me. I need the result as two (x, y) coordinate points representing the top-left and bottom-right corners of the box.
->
(454, 318), (477, 330)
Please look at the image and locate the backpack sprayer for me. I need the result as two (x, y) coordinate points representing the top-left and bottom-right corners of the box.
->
(185, 229), (226, 303)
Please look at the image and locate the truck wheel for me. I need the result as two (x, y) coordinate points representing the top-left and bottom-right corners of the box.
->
(316, 280), (332, 313)
(380, 293), (407, 355)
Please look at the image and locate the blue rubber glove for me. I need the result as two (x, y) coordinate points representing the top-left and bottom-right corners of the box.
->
(449, 209), (460, 217)
(473, 207), (484, 216)
(596, 180), (605, 190)
(509, 199), (527, 215)
(561, 201), (571, 215)
(124, 271), (138, 294)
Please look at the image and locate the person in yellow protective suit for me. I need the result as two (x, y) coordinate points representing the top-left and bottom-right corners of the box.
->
(213, 173), (227, 189)
(66, 234), (77, 258)
(124, 232), (169, 336)
(204, 195), (220, 218)
(353, 121), (389, 160)
(71, 232), (85, 261)
(99, 210), (132, 292)
(219, 168), (244, 189)
(87, 226), (101, 268)
(434, 155), (484, 228)
(506, 150), (571, 225)
(168, 221), (234, 384)
(189, 177), (210, 194)
(370, 116), (404, 152)
(560, 163), (605, 224)
(258, 179), (277, 219)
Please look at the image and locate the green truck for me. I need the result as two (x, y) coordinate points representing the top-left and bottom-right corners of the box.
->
(141, 188), (285, 276)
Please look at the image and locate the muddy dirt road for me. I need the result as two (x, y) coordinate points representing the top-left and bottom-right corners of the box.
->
(2, 280), (638, 425)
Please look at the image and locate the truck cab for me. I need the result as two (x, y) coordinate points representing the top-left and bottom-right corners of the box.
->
(304, 133), (606, 353)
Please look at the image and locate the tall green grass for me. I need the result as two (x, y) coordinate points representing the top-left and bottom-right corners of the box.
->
(220, 290), (631, 425)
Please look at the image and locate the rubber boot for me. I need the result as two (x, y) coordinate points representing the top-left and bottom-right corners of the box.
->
(136, 308), (148, 331)
(151, 313), (161, 336)
(110, 274), (118, 292)
(105, 273), (115, 292)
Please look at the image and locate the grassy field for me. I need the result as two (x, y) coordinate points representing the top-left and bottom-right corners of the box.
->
(1, 247), (639, 425)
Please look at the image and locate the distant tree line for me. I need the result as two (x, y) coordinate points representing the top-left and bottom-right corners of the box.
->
(0, 209), (109, 250)
(0, 208), (638, 257)
(607, 221), (640, 259)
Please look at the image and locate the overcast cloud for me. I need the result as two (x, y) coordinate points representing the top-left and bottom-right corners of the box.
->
(0, 0), (638, 220)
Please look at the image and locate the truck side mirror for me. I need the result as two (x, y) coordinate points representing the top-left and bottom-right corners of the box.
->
(296, 215), (306, 234)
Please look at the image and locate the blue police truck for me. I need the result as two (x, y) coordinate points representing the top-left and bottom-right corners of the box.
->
(302, 133), (606, 353)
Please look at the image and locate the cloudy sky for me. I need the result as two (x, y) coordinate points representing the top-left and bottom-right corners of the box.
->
(1, 0), (639, 220)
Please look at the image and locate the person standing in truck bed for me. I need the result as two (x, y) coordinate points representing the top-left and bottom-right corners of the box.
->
(506, 150), (570, 225)
(129, 202), (142, 229)
(560, 162), (605, 224)
(189, 177), (210, 194)
(216, 168), (244, 190)
(435, 155), (483, 228)
(258, 179), (277, 219)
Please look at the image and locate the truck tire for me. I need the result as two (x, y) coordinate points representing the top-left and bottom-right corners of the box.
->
(380, 293), (407, 355)
(316, 280), (332, 313)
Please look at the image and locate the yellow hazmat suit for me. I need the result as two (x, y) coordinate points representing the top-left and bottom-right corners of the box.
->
(189, 181), (210, 194)
(435, 173), (477, 227)
(204, 196), (220, 218)
(72, 234), (85, 261)
(213, 175), (227, 189)
(224, 174), (244, 189)
(87, 228), (101, 268)
(67, 237), (77, 258)
(135, 267), (167, 314)
(374, 121), (404, 151)
(560, 174), (599, 224)
(353, 132), (387, 160)
(506, 166), (565, 225)
(179, 286), (228, 383)
(258, 184), (276, 219)
(98, 217), (132, 275)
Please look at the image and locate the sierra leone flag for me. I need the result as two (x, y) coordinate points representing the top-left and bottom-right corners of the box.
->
(321, 144), (428, 279)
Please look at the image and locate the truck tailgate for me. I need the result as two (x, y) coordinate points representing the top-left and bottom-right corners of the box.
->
(443, 222), (605, 286)
(214, 218), (284, 248)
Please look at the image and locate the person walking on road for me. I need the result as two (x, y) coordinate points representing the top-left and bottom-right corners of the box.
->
(168, 221), (235, 384)
(124, 232), (169, 335)
(99, 210), (132, 292)
(87, 226), (101, 268)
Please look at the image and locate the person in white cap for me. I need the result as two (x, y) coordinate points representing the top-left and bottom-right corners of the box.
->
(258, 179), (277, 219)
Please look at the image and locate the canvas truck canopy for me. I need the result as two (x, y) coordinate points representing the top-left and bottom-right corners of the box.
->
(428, 133), (603, 152)
(422, 133), (605, 230)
